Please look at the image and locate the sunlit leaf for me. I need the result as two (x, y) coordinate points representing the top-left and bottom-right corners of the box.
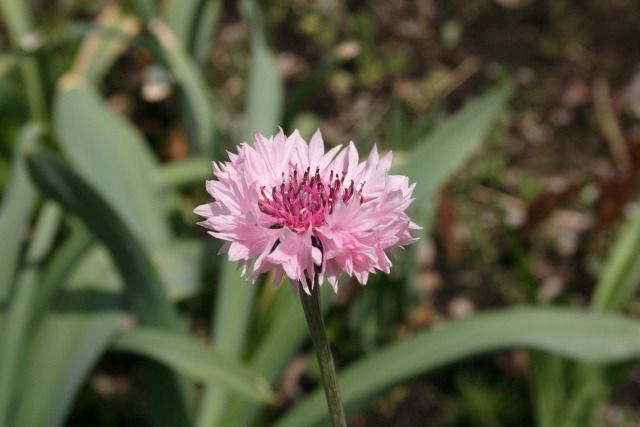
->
(54, 76), (171, 247)
(275, 307), (640, 427)
(395, 83), (512, 230)
(245, 31), (283, 141)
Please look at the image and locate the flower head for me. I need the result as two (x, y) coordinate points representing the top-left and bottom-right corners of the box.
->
(194, 129), (419, 294)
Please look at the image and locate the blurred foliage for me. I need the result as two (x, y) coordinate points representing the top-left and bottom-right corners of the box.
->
(1, 1), (640, 426)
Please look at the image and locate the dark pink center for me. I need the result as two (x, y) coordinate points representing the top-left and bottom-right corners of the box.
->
(258, 167), (363, 234)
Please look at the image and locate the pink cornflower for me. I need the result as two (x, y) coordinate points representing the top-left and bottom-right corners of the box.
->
(194, 129), (419, 294)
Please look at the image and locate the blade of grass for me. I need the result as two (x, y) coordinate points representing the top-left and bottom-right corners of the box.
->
(113, 328), (274, 403)
(54, 76), (171, 247)
(275, 307), (640, 427)
(0, 122), (44, 325)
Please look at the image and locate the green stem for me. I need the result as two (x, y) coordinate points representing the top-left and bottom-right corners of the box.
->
(300, 285), (346, 427)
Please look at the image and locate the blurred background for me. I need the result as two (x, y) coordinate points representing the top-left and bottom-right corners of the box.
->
(2, 1), (640, 426)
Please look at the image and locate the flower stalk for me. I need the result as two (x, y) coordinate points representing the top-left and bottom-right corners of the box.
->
(300, 285), (347, 427)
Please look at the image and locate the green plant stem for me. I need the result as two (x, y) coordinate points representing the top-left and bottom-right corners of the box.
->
(300, 285), (346, 427)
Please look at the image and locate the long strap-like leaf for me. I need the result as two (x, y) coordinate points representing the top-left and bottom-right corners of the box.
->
(275, 307), (640, 427)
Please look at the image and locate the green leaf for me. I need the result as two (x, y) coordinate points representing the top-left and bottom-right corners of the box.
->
(250, 284), (334, 378)
(0, 203), (61, 426)
(113, 328), (274, 403)
(196, 260), (256, 427)
(13, 282), (124, 427)
(161, 0), (221, 62)
(0, 122), (43, 321)
(26, 152), (193, 425)
(0, 0), (32, 41)
(591, 210), (640, 312)
(530, 352), (567, 427)
(58, 243), (193, 427)
(212, 261), (256, 356)
(149, 19), (215, 152)
(220, 284), (333, 427)
(26, 151), (179, 330)
(568, 211), (640, 427)
(157, 155), (212, 189)
(54, 76), (171, 247)
(127, 0), (156, 22)
(70, 2), (141, 83)
(162, 0), (200, 48)
(395, 83), (512, 229)
(191, 0), (222, 63)
(45, 238), (201, 308)
(245, 30), (283, 140)
(0, 0), (47, 119)
(274, 307), (640, 427)
(34, 222), (94, 321)
(152, 241), (203, 301)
